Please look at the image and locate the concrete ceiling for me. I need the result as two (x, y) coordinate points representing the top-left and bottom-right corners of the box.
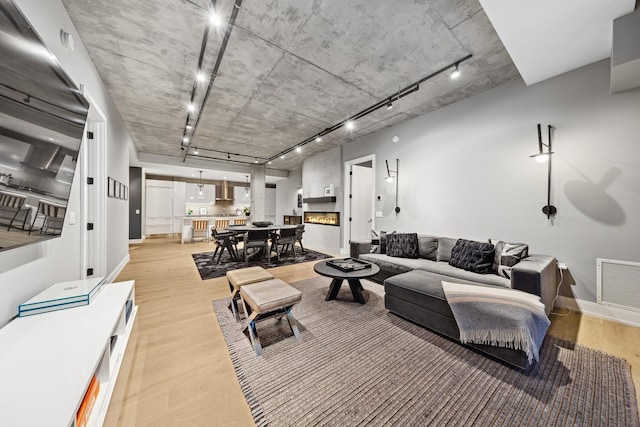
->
(60, 0), (522, 173)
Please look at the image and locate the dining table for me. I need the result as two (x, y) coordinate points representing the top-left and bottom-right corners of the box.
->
(225, 224), (298, 263)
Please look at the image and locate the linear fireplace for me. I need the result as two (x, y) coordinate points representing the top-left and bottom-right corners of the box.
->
(304, 211), (340, 226)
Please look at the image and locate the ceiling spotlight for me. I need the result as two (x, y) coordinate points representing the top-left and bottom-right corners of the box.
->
(451, 63), (460, 79)
(209, 10), (222, 26)
(187, 103), (196, 112)
(193, 147), (199, 155)
(182, 137), (189, 143)
(186, 124), (192, 130)
(196, 71), (206, 82)
(316, 137), (322, 142)
(386, 101), (393, 110)
(280, 155), (285, 159)
(345, 120), (355, 130)
(267, 161), (272, 165)
(254, 158), (259, 164)
(296, 146), (302, 153)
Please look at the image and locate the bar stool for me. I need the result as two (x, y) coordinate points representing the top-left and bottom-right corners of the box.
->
(214, 219), (230, 230)
(191, 219), (209, 242)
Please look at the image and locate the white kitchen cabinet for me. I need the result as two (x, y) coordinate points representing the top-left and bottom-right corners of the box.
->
(186, 183), (215, 204)
(145, 180), (172, 235)
(172, 181), (186, 234)
(233, 185), (250, 204)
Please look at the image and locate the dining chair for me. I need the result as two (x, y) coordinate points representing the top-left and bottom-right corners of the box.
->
(191, 219), (209, 243)
(243, 229), (270, 265)
(0, 192), (29, 231)
(294, 224), (306, 253)
(211, 228), (237, 263)
(272, 227), (297, 261)
(28, 200), (65, 235)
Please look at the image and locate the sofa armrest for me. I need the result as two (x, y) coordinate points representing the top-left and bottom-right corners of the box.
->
(350, 240), (372, 258)
(511, 254), (557, 315)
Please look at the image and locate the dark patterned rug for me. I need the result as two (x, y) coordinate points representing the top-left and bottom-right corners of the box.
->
(212, 277), (639, 427)
(192, 249), (333, 280)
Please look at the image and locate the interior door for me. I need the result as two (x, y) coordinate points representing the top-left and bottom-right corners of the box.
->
(350, 164), (373, 241)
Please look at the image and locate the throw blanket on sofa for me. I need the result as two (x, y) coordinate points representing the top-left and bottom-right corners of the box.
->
(441, 281), (550, 363)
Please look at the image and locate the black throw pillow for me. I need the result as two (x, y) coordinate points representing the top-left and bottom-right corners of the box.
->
(386, 233), (419, 258)
(449, 239), (495, 274)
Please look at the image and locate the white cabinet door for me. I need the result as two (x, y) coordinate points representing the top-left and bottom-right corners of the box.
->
(233, 185), (250, 204)
(146, 186), (172, 218)
(172, 181), (186, 233)
(146, 180), (173, 235)
(186, 183), (215, 204)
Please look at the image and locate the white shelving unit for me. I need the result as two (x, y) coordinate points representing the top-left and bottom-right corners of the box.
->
(0, 280), (138, 427)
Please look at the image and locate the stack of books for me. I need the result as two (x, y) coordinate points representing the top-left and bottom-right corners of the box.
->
(76, 375), (100, 427)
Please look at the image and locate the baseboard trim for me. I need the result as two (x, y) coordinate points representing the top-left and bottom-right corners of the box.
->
(105, 253), (130, 284)
(555, 296), (640, 328)
(129, 239), (144, 244)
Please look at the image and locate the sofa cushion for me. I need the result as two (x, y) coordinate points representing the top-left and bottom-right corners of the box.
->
(490, 239), (529, 279)
(449, 239), (495, 274)
(360, 253), (427, 276)
(386, 233), (419, 258)
(436, 237), (457, 262)
(417, 234), (438, 260)
(415, 260), (511, 288)
(384, 270), (503, 319)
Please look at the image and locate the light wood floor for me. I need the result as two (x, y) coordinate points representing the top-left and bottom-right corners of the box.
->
(105, 237), (639, 426)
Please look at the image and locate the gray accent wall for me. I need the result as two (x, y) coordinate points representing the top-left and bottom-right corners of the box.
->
(129, 167), (142, 239)
(342, 59), (640, 304)
(0, 0), (132, 326)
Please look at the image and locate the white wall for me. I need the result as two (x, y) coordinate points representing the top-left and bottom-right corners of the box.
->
(342, 59), (640, 304)
(0, 0), (132, 326)
(276, 168), (302, 223)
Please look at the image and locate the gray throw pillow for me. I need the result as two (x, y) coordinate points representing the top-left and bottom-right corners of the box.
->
(417, 234), (438, 260)
(449, 239), (495, 274)
(436, 237), (457, 262)
(386, 233), (419, 258)
(490, 239), (529, 279)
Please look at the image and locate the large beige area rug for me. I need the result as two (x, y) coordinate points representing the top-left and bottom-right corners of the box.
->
(212, 277), (639, 427)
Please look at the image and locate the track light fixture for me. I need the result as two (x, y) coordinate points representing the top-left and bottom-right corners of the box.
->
(345, 120), (355, 130)
(227, 153), (231, 159)
(193, 147), (199, 155)
(209, 10), (222, 27)
(182, 137), (189, 143)
(530, 124), (557, 219)
(266, 54), (472, 164)
(451, 63), (461, 79)
(181, 0), (242, 163)
(386, 100), (393, 110)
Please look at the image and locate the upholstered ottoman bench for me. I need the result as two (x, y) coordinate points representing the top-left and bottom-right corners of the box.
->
(227, 266), (274, 321)
(240, 278), (302, 356)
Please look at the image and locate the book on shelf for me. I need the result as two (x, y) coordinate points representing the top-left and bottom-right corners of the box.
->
(76, 375), (100, 427)
(18, 277), (106, 317)
(125, 299), (133, 323)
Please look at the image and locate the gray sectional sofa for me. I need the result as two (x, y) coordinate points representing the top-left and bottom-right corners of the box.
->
(351, 234), (557, 369)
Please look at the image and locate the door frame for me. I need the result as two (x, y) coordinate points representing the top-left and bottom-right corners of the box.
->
(342, 154), (376, 253)
(79, 87), (107, 278)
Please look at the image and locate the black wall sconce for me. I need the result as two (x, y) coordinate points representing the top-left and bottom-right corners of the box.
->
(385, 159), (400, 215)
(530, 124), (556, 219)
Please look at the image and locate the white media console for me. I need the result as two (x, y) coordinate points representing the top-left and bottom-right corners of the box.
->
(0, 280), (138, 427)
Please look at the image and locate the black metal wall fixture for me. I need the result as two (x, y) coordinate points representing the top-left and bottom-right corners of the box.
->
(530, 123), (556, 219)
(385, 159), (400, 215)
